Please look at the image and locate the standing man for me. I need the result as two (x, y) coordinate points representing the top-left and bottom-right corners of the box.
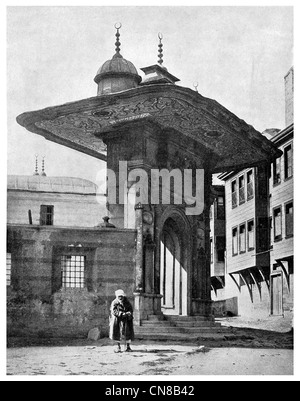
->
(109, 289), (134, 353)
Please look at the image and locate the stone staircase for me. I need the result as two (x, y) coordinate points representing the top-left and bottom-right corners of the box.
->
(134, 314), (234, 341)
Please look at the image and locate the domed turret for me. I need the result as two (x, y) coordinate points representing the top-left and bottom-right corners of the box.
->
(94, 24), (141, 95)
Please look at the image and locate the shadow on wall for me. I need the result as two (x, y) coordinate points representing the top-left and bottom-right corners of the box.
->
(212, 297), (238, 317)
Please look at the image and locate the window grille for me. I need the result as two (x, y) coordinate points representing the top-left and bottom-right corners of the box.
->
(61, 255), (85, 288)
(6, 253), (11, 286)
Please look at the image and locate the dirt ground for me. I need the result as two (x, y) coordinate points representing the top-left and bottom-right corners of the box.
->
(6, 315), (294, 377)
(7, 343), (293, 377)
(216, 312), (294, 333)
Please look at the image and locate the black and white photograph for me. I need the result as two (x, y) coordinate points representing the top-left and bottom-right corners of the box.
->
(3, 2), (296, 381)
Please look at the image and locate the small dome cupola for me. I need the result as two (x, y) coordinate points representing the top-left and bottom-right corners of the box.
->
(94, 23), (142, 96)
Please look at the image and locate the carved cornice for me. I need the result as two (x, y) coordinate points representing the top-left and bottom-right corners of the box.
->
(16, 84), (281, 172)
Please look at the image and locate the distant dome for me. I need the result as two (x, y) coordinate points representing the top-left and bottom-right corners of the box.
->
(94, 53), (142, 95)
(7, 175), (98, 195)
(262, 128), (281, 140)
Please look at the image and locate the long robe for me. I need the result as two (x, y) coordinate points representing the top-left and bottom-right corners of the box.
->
(109, 297), (134, 342)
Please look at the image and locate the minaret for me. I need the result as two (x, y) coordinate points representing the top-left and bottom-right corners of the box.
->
(114, 22), (122, 58)
(33, 154), (39, 176)
(157, 32), (164, 67)
(41, 156), (47, 177)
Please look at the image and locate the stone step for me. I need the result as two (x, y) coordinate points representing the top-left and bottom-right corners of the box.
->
(134, 331), (234, 342)
(172, 321), (222, 328)
(137, 326), (226, 334)
(141, 320), (221, 328)
(165, 315), (214, 322)
(141, 321), (175, 327)
(147, 315), (166, 321)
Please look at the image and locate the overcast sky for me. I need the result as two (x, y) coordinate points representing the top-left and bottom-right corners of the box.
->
(6, 6), (293, 183)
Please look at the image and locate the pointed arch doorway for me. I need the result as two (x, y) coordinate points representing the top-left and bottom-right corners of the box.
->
(160, 217), (189, 316)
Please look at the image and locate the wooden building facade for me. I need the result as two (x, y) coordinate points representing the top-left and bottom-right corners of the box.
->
(213, 67), (294, 319)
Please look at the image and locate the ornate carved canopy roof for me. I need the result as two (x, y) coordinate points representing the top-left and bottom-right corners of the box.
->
(16, 84), (281, 173)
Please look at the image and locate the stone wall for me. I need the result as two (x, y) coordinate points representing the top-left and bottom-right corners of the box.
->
(285, 67), (294, 127)
(211, 274), (271, 319)
(7, 225), (136, 339)
(7, 189), (107, 228)
(212, 297), (238, 317)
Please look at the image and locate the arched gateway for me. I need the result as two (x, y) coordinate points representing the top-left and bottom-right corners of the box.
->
(161, 221), (186, 315)
(158, 209), (192, 317)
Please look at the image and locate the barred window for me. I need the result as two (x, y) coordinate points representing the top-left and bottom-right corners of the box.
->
(7, 253), (12, 286)
(61, 255), (85, 288)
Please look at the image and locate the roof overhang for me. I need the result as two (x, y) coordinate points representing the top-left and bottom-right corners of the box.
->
(16, 84), (281, 173)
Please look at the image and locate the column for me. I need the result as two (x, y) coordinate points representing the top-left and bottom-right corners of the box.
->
(191, 168), (213, 317)
(133, 203), (144, 325)
(201, 168), (213, 315)
(134, 202), (144, 293)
